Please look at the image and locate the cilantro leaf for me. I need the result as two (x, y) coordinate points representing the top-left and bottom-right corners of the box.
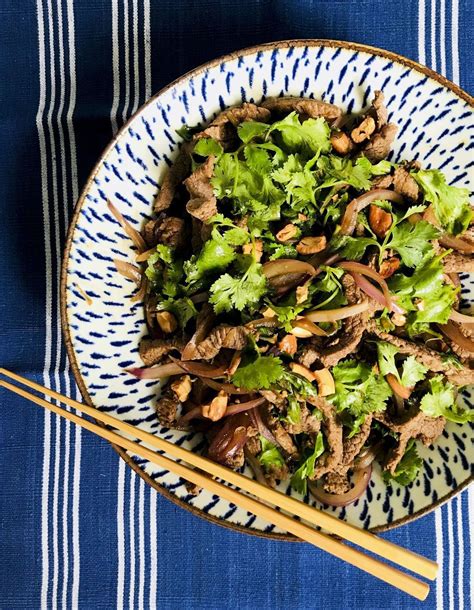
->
(376, 342), (427, 388)
(413, 169), (473, 235)
(265, 300), (306, 332)
(258, 436), (285, 470)
(209, 258), (267, 314)
(231, 355), (285, 390)
(385, 220), (439, 268)
(383, 439), (422, 486)
(237, 121), (270, 143)
(316, 155), (391, 191)
(184, 231), (235, 284)
(269, 112), (331, 156)
(400, 356), (428, 388)
(420, 375), (474, 423)
(285, 395), (302, 426)
(193, 137), (223, 158)
(330, 234), (378, 261)
(291, 432), (325, 495)
(145, 244), (184, 298)
(157, 297), (197, 328)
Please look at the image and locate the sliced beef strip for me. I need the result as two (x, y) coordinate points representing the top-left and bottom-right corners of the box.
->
(139, 337), (187, 366)
(441, 321), (474, 361)
(156, 394), (180, 427)
(375, 408), (445, 473)
(284, 402), (321, 436)
(261, 96), (342, 121)
(441, 251), (474, 273)
(361, 123), (398, 163)
(393, 166), (420, 201)
(263, 404), (299, 458)
(192, 325), (250, 360)
(368, 324), (474, 386)
(341, 413), (373, 467)
(153, 141), (192, 212)
(184, 155), (218, 222)
(368, 90), (388, 128)
(143, 216), (187, 249)
(307, 397), (343, 480)
(186, 196), (218, 222)
(372, 174), (393, 189)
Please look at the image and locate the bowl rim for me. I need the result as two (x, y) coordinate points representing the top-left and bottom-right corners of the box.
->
(61, 38), (474, 540)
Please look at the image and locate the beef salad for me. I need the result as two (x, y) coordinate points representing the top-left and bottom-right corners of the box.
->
(113, 91), (474, 506)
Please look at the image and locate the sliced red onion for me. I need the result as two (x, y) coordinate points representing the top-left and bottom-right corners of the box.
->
(439, 321), (474, 353)
(439, 234), (474, 254)
(107, 200), (147, 252)
(126, 362), (184, 379)
(224, 397), (266, 417)
(169, 356), (228, 378)
(291, 318), (328, 337)
(353, 445), (381, 470)
(249, 407), (280, 447)
(202, 378), (250, 395)
(339, 261), (403, 314)
(386, 373), (412, 400)
(308, 466), (372, 507)
(114, 259), (142, 284)
(304, 301), (369, 322)
(262, 259), (317, 280)
(135, 248), (156, 262)
(449, 310), (474, 325)
(340, 189), (403, 236)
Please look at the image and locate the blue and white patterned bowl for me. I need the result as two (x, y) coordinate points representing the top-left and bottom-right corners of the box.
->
(62, 40), (473, 536)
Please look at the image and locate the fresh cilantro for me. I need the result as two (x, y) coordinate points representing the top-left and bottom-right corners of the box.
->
(383, 439), (423, 486)
(231, 354), (285, 390)
(237, 121), (270, 143)
(383, 220), (439, 268)
(265, 300), (306, 332)
(264, 240), (298, 260)
(330, 234), (378, 261)
(413, 169), (473, 235)
(193, 137), (223, 158)
(316, 155), (391, 191)
(145, 244), (183, 298)
(269, 112), (331, 157)
(258, 436), (285, 470)
(184, 228), (236, 284)
(291, 432), (325, 495)
(310, 266), (347, 310)
(330, 359), (392, 436)
(157, 297), (197, 328)
(176, 124), (196, 141)
(209, 256), (267, 314)
(207, 214), (250, 245)
(420, 375), (474, 423)
(376, 342), (428, 388)
(285, 395), (302, 425)
(280, 370), (319, 399)
(272, 154), (317, 214)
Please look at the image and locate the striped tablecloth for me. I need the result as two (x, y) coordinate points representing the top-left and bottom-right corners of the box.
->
(0, 1), (472, 608)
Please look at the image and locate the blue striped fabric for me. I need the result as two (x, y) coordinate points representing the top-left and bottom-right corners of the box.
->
(0, 2), (472, 609)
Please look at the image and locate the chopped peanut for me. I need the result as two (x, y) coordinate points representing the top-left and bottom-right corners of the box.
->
(171, 375), (192, 402)
(290, 321), (313, 338)
(202, 390), (229, 422)
(297, 213), (308, 222)
(330, 131), (354, 155)
(278, 334), (297, 355)
(289, 362), (316, 383)
(379, 256), (400, 279)
(391, 313), (407, 327)
(156, 311), (178, 333)
(296, 283), (309, 304)
(261, 306), (276, 318)
(351, 116), (376, 143)
(296, 235), (327, 255)
(369, 204), (392, 238)
(312, 369), (335, 396)
(227, 351), (242, 376)
(276, 223), (298, 242)
(242, 239), (263, 261)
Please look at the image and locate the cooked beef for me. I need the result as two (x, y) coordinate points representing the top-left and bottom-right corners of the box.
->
(184, 155), (218, 222)
(362, 123), (398, 162)
(368, 324), (474, 386)
(153, 142), (192, 212)
(192, 325), (250, 360)
(308, 397), (343, 479)
(372, 173), (393, 189)
(341, 413), (373, 467)
(186, 196), (218, 222)
(143, 216), (187, 249)
(393, 166), (420, 200)
(245, 435), (261, 456)
(441, 251), (474, 273)
(139, 337), (187, 366)
(156, 394), (179, 427)
(442, 321), (474, 361)
(261, 96), (342, 121)
(264, 405), (299, 458)
(181, 304), (216, 360)
(259, 389), (287, 409)
(375, 408), (445, 473)
(323, 471), (351, 494)
(213, 102), (271, 126)
(284, 402), (321, 435)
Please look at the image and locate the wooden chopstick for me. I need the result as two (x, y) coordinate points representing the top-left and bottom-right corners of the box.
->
(0, 371), (433, 600)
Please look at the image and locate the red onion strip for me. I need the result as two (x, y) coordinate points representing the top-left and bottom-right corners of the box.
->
(439, 321), (474, 353)
(126, 362), (184, 379)
(113, 259), (142, 284)
(169, 356), (228, 378)
(304, 301), (369, 322)
(224, 397), (266, 417)
(386, 373), (412, 400)
(107, 200), (147, 252)
(308, 466), (372, 507)
(262, 259), (317, 280)
(340, 189), (403, 236)
(202, 378), (250, 395)
(449, 310), (474, 325)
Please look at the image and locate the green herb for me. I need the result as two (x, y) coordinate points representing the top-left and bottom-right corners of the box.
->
(237, 121), (270, 143)
(184, 229), (236, 284)
(272, 154), (318, 214)
(420, 375), (474, 423)
(231, 354), (285, 390)
(316, 156), (391, 191)
(193, 137), (223, 158)
(157, 297), (197, 328)
(209, 257), (267, 314)
(285, 395), (302, 426)
(291, 432), (325, 495)
(413, 169), (473, 235)
(145, 244), (183, 298)
(265, 300), (306, 332)
(383, 440), (422, 486)
(269, 112), (331, 157)
(376, 342), (428, 388)
(258, 436), (285, 470)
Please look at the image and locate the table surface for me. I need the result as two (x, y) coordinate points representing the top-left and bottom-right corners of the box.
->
(0, 1), (473, 609)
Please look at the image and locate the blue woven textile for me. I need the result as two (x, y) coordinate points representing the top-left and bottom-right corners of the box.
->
(0, 1), (472, 609)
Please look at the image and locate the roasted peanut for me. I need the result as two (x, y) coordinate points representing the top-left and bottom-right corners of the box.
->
(289, 362), (316, 383)
(312, 368), (335, 396)
(278, 334), (297, 355)
(330, 131), (354, 155)
(227, 351), (242, 376)
(351, 116), (376, 143)
(296, 283), (309, 304)
(156, 311), (178, 333)
(369, 204), (392, 238)
(171, 375), (192, 402)
(242, 239), (263, 261)
(379, 256), (400, 278)
(202, 390), (228, 422)
(276, 223), (298, 242)
(296, 235), (327, 255)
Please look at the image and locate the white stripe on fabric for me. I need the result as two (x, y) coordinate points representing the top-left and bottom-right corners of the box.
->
(129, 470), (137, 610)
(456, 496), (464, 610)
(131, 0), (140, 114)
(439, 0), (446, 76)
(149, 490), (158, 610)
(430, 0), (437, 72)
(451, 0), (460, 83)
(110, 0), (120, 135)
(35, 0), (52, 603)
(435, 507), (444, 610)
(418, 0), (426, 65)
(143, 0), (151, 99)
(447, 502), (454, 610)
(138, 478), (145, 610)
(122, 0), (131, 124)
(117, 458), (126, 610)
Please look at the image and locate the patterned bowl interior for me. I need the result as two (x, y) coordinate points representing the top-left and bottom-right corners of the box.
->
(64, 41), (473, 534)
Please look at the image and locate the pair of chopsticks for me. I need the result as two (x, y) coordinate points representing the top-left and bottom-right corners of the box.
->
(0, 368), (436, 600)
